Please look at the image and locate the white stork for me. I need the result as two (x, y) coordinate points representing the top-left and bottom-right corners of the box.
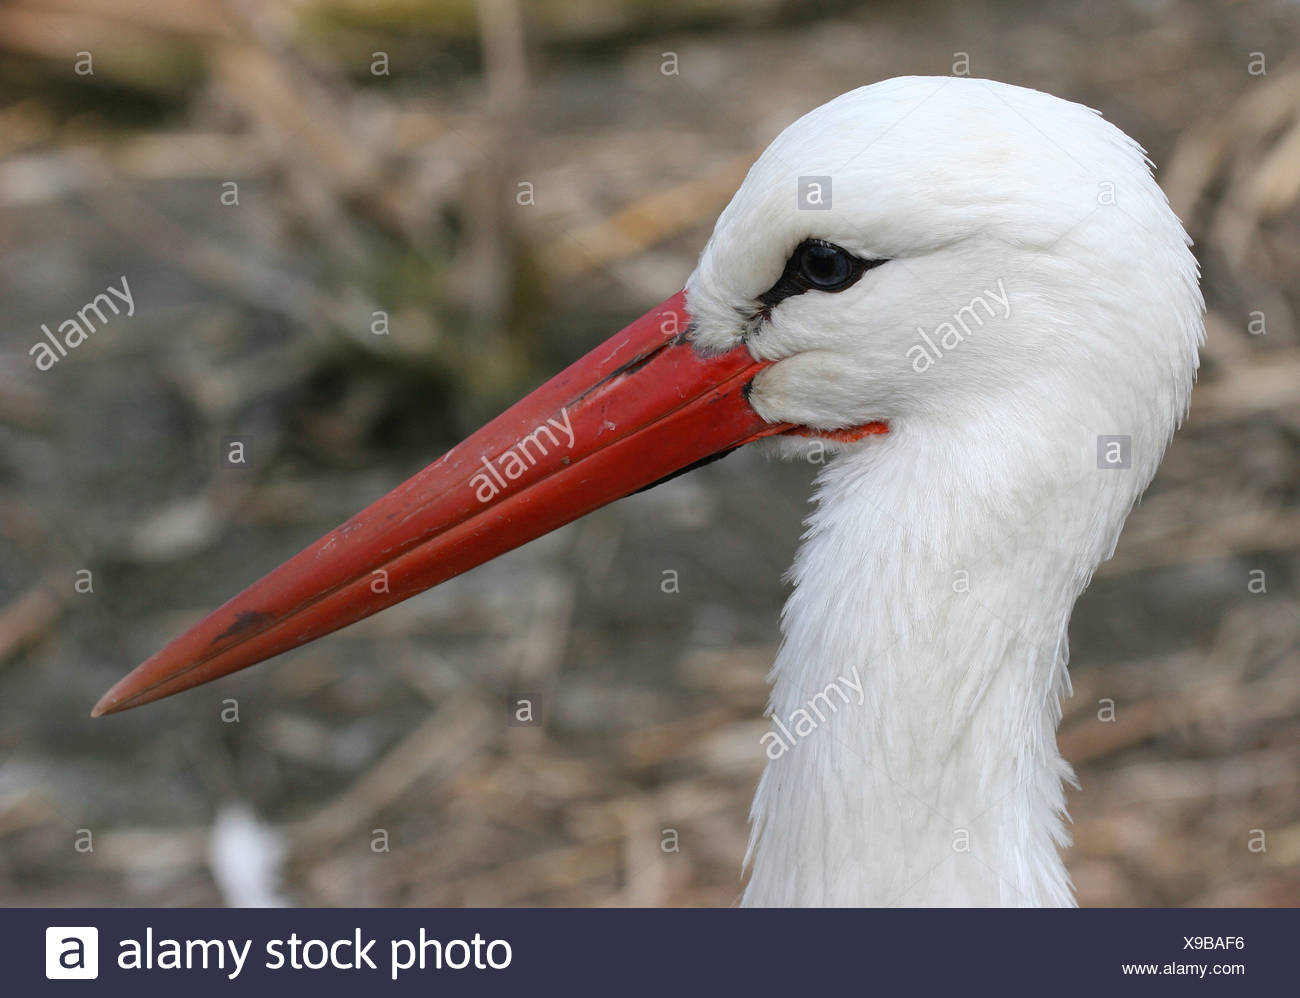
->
(94, 77), (1204, 907)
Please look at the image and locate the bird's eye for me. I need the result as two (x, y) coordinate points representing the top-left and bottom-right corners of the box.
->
(755, 238), (884, 311)
(796, 241), (856, 290)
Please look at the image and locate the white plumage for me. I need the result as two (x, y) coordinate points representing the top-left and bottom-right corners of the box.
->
(685, 77), (1203, 906)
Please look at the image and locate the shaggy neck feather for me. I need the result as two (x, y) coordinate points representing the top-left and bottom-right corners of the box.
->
(741, 417), (1131, 906)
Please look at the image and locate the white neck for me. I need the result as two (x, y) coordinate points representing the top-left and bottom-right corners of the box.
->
(741, 413), (1137, 907)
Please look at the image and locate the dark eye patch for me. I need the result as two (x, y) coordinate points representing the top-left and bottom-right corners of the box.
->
(756, 238), (886, 311)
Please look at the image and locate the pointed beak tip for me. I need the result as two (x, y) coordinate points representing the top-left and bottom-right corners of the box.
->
(91, 684), (129, 718)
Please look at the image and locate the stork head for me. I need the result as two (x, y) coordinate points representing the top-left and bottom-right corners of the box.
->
(688, 77), (1202, 468)
(93, 77), (1203, 716)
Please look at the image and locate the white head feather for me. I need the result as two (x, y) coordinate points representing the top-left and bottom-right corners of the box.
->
(683, 77), (1203, 906)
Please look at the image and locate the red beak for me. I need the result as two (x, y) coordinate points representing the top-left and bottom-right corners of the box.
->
(94, 292), (885, 716)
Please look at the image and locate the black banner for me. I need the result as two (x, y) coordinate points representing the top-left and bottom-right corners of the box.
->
(10, 907), (1294, 994)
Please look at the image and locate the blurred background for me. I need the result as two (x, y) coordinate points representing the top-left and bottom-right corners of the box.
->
(1, 0), (1297, 907)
